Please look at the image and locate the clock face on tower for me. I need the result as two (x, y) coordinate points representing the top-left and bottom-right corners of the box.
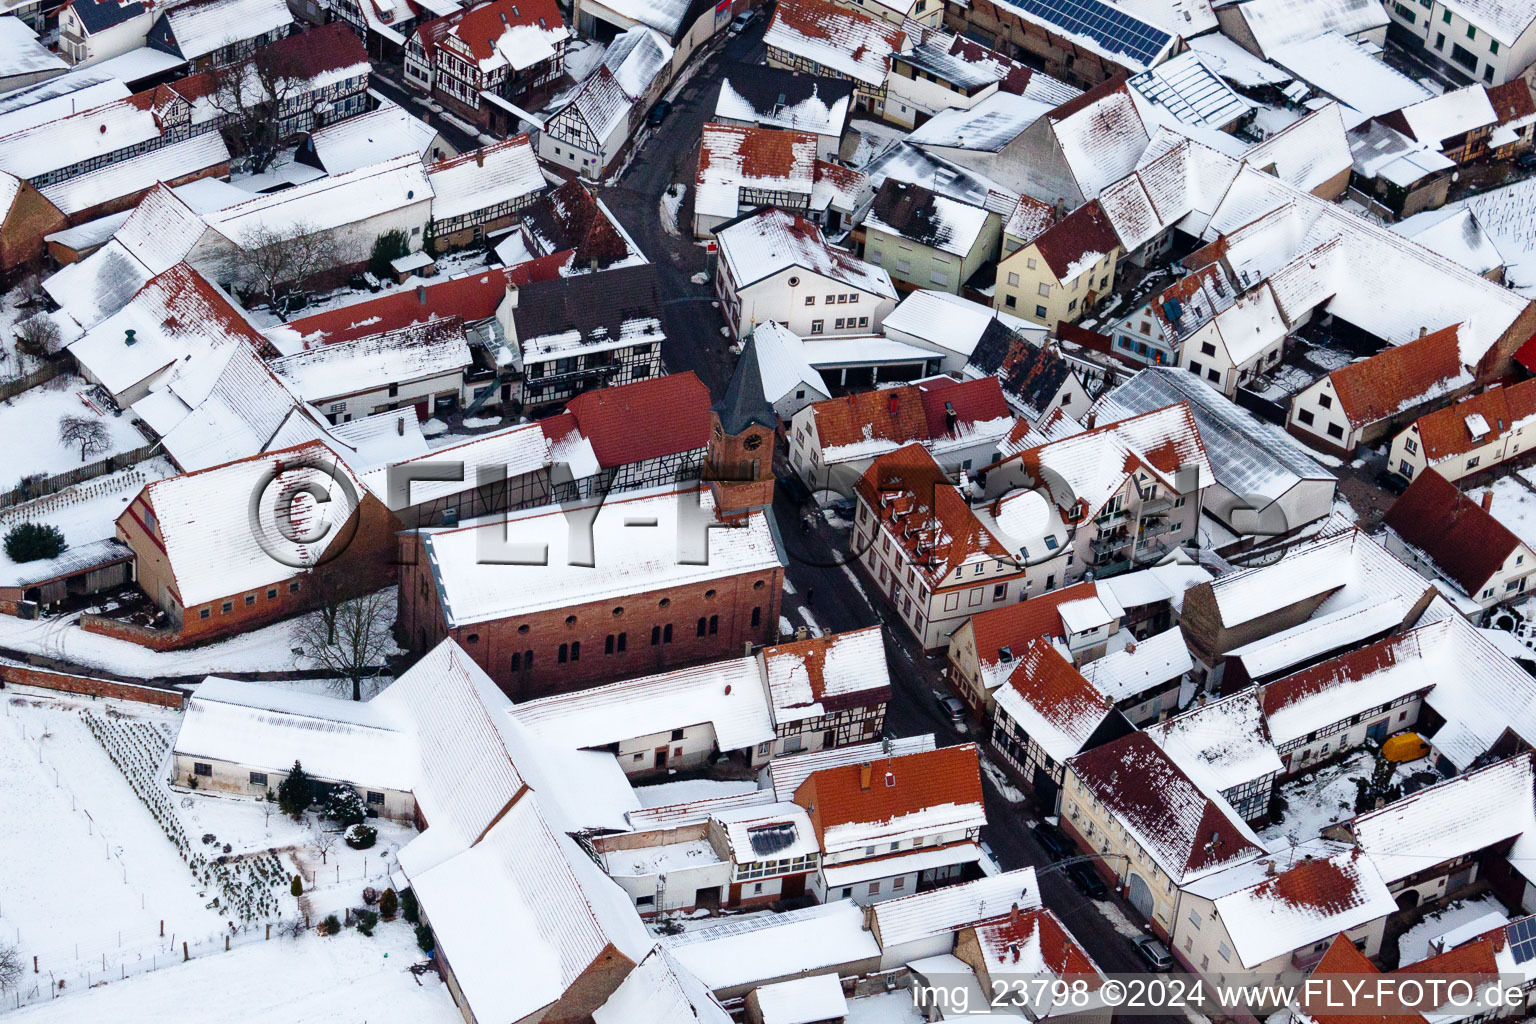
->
(743, 434), (763, 451)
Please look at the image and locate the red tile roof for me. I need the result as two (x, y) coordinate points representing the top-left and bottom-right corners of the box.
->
(1329, 324), (1467, 429)
(854, 442), (1010, 585)
(916, 375), (1010, 438)
(1512, 330), (1536, 375)
(1486, 80), (1536, 125)
(761, 627), (892, 709)
(975, 908), (1105, 984)
(969, 581), (1099, 667)
(1046, 74), (1129, 123)
(1301, 936), (1418, 1024)
(792, 743), (984, 844)
(809, 385), (929, 449)
(563, 372), (711, 467)
(1403, 378), (1536, 462)
(1067, 731), (1262, 880)
(697, 121), (817, 184)
(415, 0), (563, 63)
(1259, 628), (1429, 719)
(1031, 199), (1119, 282)
(1382, 469), (1523, 596)
(997, 638), (1115, 749)
(280, 252), (571, 346)
(521, 179), (630, 270)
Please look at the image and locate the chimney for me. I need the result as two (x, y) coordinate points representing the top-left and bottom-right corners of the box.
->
(1419, 326), (1428, 338)
(1054, 196), (1067, 221)
(884, 770), (895, 787)
(888, 392), (900, 418)
(859, 762), (873, 790)
(1482, 490), (1494, 512)
(796, 625), (809, 641)
(416, 285), (427, 304)
(476, 148), (485, 167)
(944, 400), (958, 435)
(744, 641), (753, 656)
(1265, 860), (1278, 877)
(124, 329), (137, 346)
(396, 416), (404, 436)
(506, 283), (519, 310)
(1010, 902), (1020, 926)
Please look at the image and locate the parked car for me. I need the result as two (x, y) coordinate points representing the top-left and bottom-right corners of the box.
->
(1374, 469), (1409, 495)
(935, 693), (966, 724)
(1518, 150), (1536, 170)
(1033, 823), (1075, 860)
(1133, 935), (1174, 971)
(729, 9), (756, 32)
(646, 100), (672, 127)
(1066, 862), (1107, 898)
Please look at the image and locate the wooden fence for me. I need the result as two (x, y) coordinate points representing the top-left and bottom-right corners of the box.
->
(0, 442), (160, 509)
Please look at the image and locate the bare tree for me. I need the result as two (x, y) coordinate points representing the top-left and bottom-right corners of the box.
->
(15, 315), (62, 360)
(314, 830), (338, 865)
(291, 588), (394, 701)
(205, 43), (311, 175)
(58, 415), (111, 462)
(0, 941), (21, 993)
(222, 221), (347, 318)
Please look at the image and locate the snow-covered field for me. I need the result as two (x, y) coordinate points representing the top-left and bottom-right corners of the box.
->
(8, 924), (460, 1024)
(0, 375), (148, 487)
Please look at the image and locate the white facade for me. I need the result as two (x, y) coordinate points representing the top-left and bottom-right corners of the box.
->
(716, 262), (896, 343)
(1385, 0), (1536, 85)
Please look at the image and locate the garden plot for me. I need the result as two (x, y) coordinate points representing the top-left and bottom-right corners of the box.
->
(1260, 750), (1433, 848)
(0, 375), (147, 487)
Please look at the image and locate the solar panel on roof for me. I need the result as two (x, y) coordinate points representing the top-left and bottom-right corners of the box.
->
(1000, 0), (1170, 65)
(1509, 917), (1536, 964)
(747, 822), (799, 856)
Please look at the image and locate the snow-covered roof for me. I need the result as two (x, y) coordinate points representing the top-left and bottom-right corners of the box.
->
(993, 639), (1118, 764)
(864, 178), (991, 258)
(418, 484), (784, 627)
(1235, 0), (1390, 56)
(1195, 844), (1398, 968)
(663, 901), (881, 992)
(794, 743), (986, 854)
(134, 441), (361, 607)
(270, 321), (470, 403)
(761, 626), (890, 724)
(1001, 402), (1212, 522)
(762, 0), (904, 88)
(715, 207), (895, 295)
(767, 734), (936, 800)
(308, 104), (443, 175)
(908, 90), (1055, 152)
(862, 141), (1021, 216)
(360, 421), (554, 507)
(414, 0), (568, 74)
(176, 677), (410, 790)
(1268, 33), (1432, 127)
(1099, 135), (1243, 250)
(884, 289), (1041, 361)
(696, 121), (816, 221)
(1348, 118), (1457, 188)
(1187, 33), (1293, 87)
(68, 261), (266, 401)
(1393, 206), (1506, 278)
(1388, 86), (1498, 151)
(584, 0), (692, 37)
(871, 867), (1040, 948)
(1245, 103), (1352, 196)
(1202, 164), (1529, 369)
(38, 129), (228, 217)
(1128, 52), (1249, 130)
(1434, 0), (1536, 44)
(156, 0), (291, 60)
(710, 801), (820, 864)
(593, 949), (732, 1024)
(1049, 81), (1152, 200)
(1097, 367), (1334, 504)
(752, 975), (847, 1024)
(1228, 596), (1406, 682)
(510, 656), (775, 752)
(714, 69), (851, 138)
(1068, 731), (1264, 883)
(204, 155), (432, 247)
(0, 15), (66, 79)
(1145, 689), (1282, 800)
(1346, 753), (1535, 883)
(1079, 628), (1193, 702)
(151, 346), (313, 473)
(0, 90), (162, 182)
(426, 135), (544, 222)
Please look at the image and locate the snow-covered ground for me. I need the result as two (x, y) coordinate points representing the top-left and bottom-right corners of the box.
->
(1470, 470), (1536, 551)
(0, 458), (176, 585)
(1397, 895), (1509, 966)
(0, 688), (420, 1010)
(8, 924), (459, 1023)
(1261, 750), (1434, 848)
(246, 250), (495, 330)
(846, 990), (925, 1022)
(0, 588), (398, 680)
(632, 778), (759, 807)
(0, 375), (149, 487)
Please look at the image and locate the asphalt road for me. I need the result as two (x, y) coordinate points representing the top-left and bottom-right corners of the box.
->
(366, 35), (1184, 994)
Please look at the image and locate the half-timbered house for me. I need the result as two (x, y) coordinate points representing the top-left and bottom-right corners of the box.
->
(534, 24), (672, 179)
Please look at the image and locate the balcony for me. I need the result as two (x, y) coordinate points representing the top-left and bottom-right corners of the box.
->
(528, 360), (624, 387)
(1140, 495), (1174, 515)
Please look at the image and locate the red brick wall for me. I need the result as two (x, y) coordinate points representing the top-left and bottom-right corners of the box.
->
(79, 615), (187, 650)
(398, 533), (784, 701)
(0, 664), (185, 708)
